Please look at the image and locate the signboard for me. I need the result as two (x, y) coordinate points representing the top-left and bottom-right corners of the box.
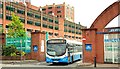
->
(108, 28), (120, 32)
(33, 45), (38, 52)
(6, 37), (31, 53)
(47, 39), (66, 44)
(41, 40), (44, 52)
(104, 38), (120, 42)
(85, 44), (92, 51)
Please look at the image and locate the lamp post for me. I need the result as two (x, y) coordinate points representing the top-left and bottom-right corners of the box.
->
(20, 40), (22, 64)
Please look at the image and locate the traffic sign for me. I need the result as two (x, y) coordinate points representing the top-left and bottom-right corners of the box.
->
(82, 36), (86, 42)
(85, 44), (92, 51)
(33, 45), (38, 52)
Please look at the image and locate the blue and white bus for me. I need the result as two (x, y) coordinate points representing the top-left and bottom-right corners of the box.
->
(46, 38), (82, 63)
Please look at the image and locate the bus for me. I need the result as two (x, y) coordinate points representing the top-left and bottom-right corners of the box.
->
(46, 38), (82, 63)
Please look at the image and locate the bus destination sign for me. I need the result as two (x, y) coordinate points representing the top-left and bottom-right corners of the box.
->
(47, 39), (66, 44)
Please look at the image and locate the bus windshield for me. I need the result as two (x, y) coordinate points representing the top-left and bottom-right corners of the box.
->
(47, 44), (66, 56)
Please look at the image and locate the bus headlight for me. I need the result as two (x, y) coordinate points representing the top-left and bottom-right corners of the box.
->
(46, 57), (52, 63)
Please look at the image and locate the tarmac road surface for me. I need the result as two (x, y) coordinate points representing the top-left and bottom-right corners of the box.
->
(1, 60), (120, 69)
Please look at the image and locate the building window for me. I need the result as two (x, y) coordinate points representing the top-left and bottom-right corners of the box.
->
(17, 9), (25, 14)
(55, 26), (59, 30)
(48, 7), (52, 9)
(6, 6), (15, 12)
(49, 25), (53, 29)
(72, 25), (75, 28)
(79, 28), (81, 30)
(64, 29), (67, 32)
(57, 6), (61, 8)
(68, 36), (71, 38)
(79, 37), (81, 39)
(48, 19), (53, 23)
(35, 30), (40, 32)
(0, 4), (3, 8)
(79, 32), (81, 35)
(54, 33), (58, 36)
(42, 8), (46, 11)
(42, 24), (47, 28)
(27, 20), (33, 25)
(6, 15), (12, 21)
(64, 35), (67, 38)
(69, 24), (71, 27)
(60, 15), (62, 17)
(64, 23), (67, 26)
(76, 37), (78, 39)
(76, 27), (78, 29)
(15, 2), (19, 4)
(68, 30), (71, 33)
(43, 17), (47, 21)
(72, 30), (75, 33)
(57, 11), (61, 13)
(76, 32), (78, 34)
(72, 36), (74, 38)
(49, 32), (52, 36)
(55, 20), (59, 24)
(19, 18), (25, 23)
(27, 29), (33, 32)
(35, 15), (40, 19)
(27, 12), (33, 17)
(35, 22), (40, 26)
(6, 25), (9, 28)
(0, 14), (3, 18)
(48, 11), (52, 14)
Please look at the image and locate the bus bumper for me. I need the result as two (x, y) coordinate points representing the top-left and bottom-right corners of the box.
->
(46, 57), (68, 63)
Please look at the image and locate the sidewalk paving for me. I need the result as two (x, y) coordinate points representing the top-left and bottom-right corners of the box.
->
(1, 60), (40, 64)
(78, 61), (120, 67)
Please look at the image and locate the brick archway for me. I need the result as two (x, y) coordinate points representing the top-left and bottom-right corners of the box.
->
(90, 2), (119, 29)
(82, 1), (120, 63)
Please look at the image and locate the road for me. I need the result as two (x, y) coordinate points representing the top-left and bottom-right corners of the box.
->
(1, 60), (119, 69)
(1, 60), (80, 67)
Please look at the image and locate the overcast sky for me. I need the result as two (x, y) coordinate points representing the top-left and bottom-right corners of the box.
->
(31, 0), (118, 28)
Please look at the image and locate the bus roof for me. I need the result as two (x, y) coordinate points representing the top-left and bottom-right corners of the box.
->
(66, 39), (82, 45)
(48, 38), (82, 45)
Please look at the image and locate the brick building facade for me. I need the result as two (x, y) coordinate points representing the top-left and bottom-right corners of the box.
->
(0, 1), (86, 41)
(41, 2), (74, 22)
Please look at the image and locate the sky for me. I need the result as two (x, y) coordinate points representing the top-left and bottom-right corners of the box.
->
(31, 0), (118, 28)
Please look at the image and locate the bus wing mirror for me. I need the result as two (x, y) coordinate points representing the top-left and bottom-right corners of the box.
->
(66, 43), (69, 48)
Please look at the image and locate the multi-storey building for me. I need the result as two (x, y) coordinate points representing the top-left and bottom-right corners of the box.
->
(0, 1), (86, 42)
(41, 2), (74, 22)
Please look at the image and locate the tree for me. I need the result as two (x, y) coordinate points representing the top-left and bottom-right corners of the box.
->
(2, 45), (17, 56)
(7, 13), (26, 38)
(2, 45), (26, 56)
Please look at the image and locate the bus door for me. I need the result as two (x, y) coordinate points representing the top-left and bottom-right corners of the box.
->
(68, 47), (73, 62)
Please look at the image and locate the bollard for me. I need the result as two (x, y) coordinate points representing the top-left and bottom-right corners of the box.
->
(94, 56), (96, 67)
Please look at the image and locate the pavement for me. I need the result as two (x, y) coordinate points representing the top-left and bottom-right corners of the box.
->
(78, 62), (119, 67)
(1, 60), (39, 64)
(0, 60), (120, 68)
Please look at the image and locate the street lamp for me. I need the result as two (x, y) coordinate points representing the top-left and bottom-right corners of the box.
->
(20, 39), (22, 64)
